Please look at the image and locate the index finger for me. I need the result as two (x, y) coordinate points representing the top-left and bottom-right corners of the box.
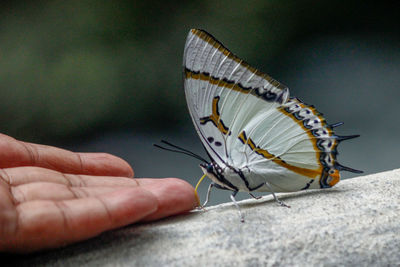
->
(0, 133), (134, 177)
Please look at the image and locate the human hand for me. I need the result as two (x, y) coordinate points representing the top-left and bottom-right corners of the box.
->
(0, 133), (198, 253)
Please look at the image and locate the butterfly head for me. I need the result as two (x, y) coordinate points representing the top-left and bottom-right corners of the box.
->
(199, 162), (224, 184)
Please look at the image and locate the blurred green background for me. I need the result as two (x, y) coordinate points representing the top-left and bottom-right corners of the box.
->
(1, 1), (399, 204)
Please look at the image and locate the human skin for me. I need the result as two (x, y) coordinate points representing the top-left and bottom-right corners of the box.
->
(0, 133), (198, 253)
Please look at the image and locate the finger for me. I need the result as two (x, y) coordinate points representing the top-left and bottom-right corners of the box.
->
(138, 178), (198, 221)
(11, 182), (134, 203)
(2, 167), (198, 218)
(1, 167), (138, 187)
(8, 187), (158, 253)
(7, 174), (198, 218)
(0, 133), (133, 177)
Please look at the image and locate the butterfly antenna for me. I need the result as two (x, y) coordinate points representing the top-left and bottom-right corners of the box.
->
(153, 140), (209, 163)
(160, 140), (209, 161)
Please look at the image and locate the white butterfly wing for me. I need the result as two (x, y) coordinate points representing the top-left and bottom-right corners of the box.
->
(230, 97), (337, 192)
(183, 29), (287, 164)
(183, 29), (359, 192)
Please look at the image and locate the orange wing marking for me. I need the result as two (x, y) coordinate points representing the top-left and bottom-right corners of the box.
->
(200, 96), (230, 135)
(238, 131), (322, 178)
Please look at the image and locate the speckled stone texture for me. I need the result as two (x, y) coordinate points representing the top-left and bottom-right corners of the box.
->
(5, 169), (400, 266)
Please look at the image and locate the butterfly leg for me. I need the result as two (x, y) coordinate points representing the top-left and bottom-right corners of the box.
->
(248, 182), (264, 200)
(248, 193), (262, 200)
(201, 183), (215, 208)
(230, 191), (245, 223)
(201, 183), (228, 208)
(264, 181), (290, 208)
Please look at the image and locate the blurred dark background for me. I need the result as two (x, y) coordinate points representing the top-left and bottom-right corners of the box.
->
(1, 1), (399, 204)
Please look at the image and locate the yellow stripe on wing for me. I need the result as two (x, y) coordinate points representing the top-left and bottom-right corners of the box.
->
(238, 131), (322, 178)
(184, 68), (251, 95)
(199, 96), (230, 135)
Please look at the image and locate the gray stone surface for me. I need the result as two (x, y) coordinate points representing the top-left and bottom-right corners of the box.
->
(5, 169), (400, 266)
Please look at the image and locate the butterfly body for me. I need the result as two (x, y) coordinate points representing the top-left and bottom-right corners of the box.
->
(181, 29), (361, 219)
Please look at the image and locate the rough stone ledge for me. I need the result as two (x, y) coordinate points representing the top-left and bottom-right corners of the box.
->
(5, 169), (400, 266)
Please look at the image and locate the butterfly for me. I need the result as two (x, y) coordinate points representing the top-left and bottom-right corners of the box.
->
(159, 29), (362, 222)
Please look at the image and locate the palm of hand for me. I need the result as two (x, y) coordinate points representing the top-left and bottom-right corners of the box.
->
(0, 134), (197, 253)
